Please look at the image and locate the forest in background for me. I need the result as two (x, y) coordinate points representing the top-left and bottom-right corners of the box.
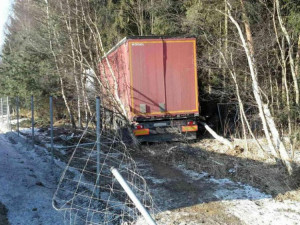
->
(0, 0), (299, 173)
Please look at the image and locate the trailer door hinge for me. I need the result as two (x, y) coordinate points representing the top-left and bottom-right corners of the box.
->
(140, 104), (146, 114)
(159, 103), (165, 112)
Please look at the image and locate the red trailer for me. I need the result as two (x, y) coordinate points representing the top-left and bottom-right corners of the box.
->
(99, 36), (199, 141)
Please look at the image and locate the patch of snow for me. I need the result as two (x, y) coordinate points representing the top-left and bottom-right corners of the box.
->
(212, 179), (271, 201)
(225, 199), (300, 225)
(59, 133), (74, 141)
(0, 131), (65, 225)
(19, 127), (39, 134)
(293, 151), (300, 164)
(143, 175), (169, 184)
(3, 122), (300, 225)
(175, 163), (300, 225)
(44, 143), (67, 155)
(177, 164), (271, 201)
(177, 164), (209, 180)
(10, 118), (28, 125)
(228, 168), (236, 173)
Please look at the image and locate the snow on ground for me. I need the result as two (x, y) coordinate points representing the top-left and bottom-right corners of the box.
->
(10, 118), (28, 125)
(0, 126), (154, 225)
(135, 157), (300, 225)
(293, 151), (300, 164)
(176, 164), (271, 201)
(17, 127), (39, 134)
(174, 164), (300, 225)
(0, 127), (65, 224)
(225, 198), (300, 225)
(1, 123), (300, 225)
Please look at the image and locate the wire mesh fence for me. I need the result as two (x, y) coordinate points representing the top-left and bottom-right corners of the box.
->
(0, 95), (158, 225)
(52, 118), (157, 224)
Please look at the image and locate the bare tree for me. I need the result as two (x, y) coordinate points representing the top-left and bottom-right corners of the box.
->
(226, 0), (293, 174)
(275, 0), (299, 105)
(44, 0), (76, 129)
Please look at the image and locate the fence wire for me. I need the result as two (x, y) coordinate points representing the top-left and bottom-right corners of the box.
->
(52, 115), (157, 225)
(1, 96), (157, 224)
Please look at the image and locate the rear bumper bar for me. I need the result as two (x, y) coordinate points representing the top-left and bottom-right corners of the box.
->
(133, 118), (198, 141)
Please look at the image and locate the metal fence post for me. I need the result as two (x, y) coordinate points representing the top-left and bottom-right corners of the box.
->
(96, 96), (101, 198)
(7, 97), (11, 131)
(50, 96), (54, 164)
(16, 97), (20, 136)
(31, 95), (34, 147)
(0, 98), (2, 123)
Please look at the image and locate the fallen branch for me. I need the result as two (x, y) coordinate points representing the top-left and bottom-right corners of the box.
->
(200, 122), (234, 149)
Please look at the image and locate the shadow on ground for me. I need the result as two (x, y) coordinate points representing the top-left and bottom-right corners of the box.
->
(131, 140), (300, 211)
(0, 202), (10, 225)
(3, 127), (300, 224)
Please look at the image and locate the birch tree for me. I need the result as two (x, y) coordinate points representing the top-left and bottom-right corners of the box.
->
(226, 0), (293, 174)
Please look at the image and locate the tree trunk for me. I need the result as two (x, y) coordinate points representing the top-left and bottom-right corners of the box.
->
(75, 0), (92, 124)
(44, 0), (76, 129)
(263, 104), (292, 174)
(228, 3), (278, 158)
(200, 122), (234, 149)
(150, 0), (154, 34)
(223, 0), (228, 90)
(208, 51), (212, 94)
(275, 0), (299, 105)
(295, 35), (300, 81)
(64, 0), (82, 129)
(273, 8), (293, 156)
(240, 0), (254, 55)
(220, 51), (265, 156)
(227, 1), (292, 174)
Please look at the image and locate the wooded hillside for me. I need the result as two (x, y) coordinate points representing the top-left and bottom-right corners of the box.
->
(0, 0), (299, 173)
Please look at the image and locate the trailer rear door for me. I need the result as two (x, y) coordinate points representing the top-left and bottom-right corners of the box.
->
(129, 38), (198, 117)
(163, 39), (198, 114)
(129, 40), (165, 115)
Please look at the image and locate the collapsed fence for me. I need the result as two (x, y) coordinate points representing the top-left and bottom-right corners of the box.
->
(0, 95), (158, 225)
(52, 117), (157, 224)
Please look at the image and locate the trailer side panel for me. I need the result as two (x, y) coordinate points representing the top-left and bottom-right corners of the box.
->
(99, 41), (131, 118)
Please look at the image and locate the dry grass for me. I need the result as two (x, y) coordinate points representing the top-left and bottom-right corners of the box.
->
(135, 138), (300, 200)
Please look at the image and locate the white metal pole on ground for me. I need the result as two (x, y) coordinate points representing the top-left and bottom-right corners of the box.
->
(110, 167), (157, 225)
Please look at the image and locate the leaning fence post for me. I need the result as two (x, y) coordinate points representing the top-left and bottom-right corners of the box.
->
(31, 95), (34, 147)
(16, 97), (20, 136)
(50, 96), (54, 164)
(111, 167), (157, 225)
(96, 96), (101, 198)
